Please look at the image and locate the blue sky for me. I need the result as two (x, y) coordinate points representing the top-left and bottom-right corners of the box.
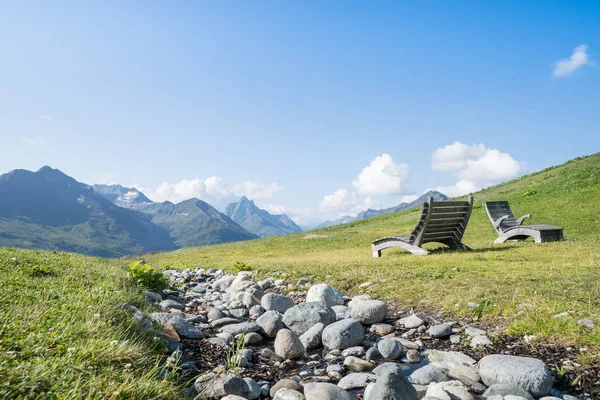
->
(1, 1), (598, 226)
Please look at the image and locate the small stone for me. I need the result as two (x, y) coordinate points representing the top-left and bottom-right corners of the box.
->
(283, 302), (337, 336)
(244, 332), (263, 345)
(482, 383), (534, 400)
(299, 323), (324, 351)
(243, 377), (261, 399)
(337, 373), (376, 390)
(398, 313), (424, 329)
(450, 335), (460, 344)
(351, 300), (387, 324)
(261, 293), (296, 313)
(341, 346), (365, 357)
(408, 364), (449, 385)
(427, 323), (453, 338)
(467, 302), (479, 309)
(464, 326), (487, 337)
(365, 363), (418, 400)
(303, 382), (352, 400)
(406, 349), (420, 363)
(322, 319), (365, 350)
(270, 379), (303, 397)
(194, 372), (245, 398)
(470, 335), (492, 348)
(365, 347), (382, 362)
(306, 284), (345, 306)
(219, 321), (261, 336)
(331, 305), (351, 320)
(159, 299), (184, 310)
(261, 348), (283, 362)
(249, 304), (264, 316)
(577, 319), (594, 329)
(377, 339), (403, 360)
(343, 355), (374, 372)
(256, 310), (285, 338)
(370, 323), (395, 335)
(479, 355), (552, 398)
(273, 388), (306, 400)
(274, 329), (305, 360)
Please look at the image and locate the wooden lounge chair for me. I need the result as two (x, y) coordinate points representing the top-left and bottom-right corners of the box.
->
(485, 201), (564, 244)
(372, 196), (473, 257)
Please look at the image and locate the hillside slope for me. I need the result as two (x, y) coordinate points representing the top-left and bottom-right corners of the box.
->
(147, 152), (600, 347)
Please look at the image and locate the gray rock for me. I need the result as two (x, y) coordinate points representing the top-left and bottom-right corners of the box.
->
(261, 293), (296, 313)
(270, 379), (303, 397)
(377, 339), (403, 360)
(243, 377), (261, 400)
(408, 364), (449, 385)
(274, 329), (305, 359)
(299, 323), (325, 351)
(426, 349), (477, 366)
(341, 346), (365, 357)
(406, 349), (420, 363)
(256, 310), (285, 338)
(370, 323), (395, 336)
(249, 304), (264, 316)
(242, 288), (264, 309)
(373, 362), (405, 377)
(194, 372), (245, 398)
(229, 308), (249, 319)
(303, 382), (352, 400)
(159, 299), (184, 310)
(331, 305), (351, 320)
(365, 347), (382, 361)
(351, 300), (387, 324)
(482, 383), (534, 400)
(219, 321), (261, 336)
(322, 318), (365, 350)
(149, 313), (204, 339)
(398, 313), (424, 329)
(365, 363), (418, 400)
(211, 317), (240, 328)
(305, 284), (345, 307)
(283, 302), (336, 336)
(344, 355), (374, 372)
(337, 372), (376, 390)
(144, 291), (163, 301)
(220, 396), (246, 400)
(577, 319), (594, 329)
(427, 323), (453, 338)
(478, 354), (553, 397)
(470, 335), (492, 348)
(450, 335), (461, 344)
(426, 380), (474, 400)
(244, 332), (263, 345)
(464, 326), (487, 337)
(273, 388), (306, 400)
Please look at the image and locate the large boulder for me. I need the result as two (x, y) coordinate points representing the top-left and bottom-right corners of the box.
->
(351, 300), (387, 324)
(274, 329), (305, 359)
(478, 355), (553, 397)
(365, 363), (418, 400)
(299, 322), (325, 350)
(261, 293), (295, 314)
(282, 302), (336, 336)
(322, 318), (365, 350)
(304, 382), (352, 400)
(306, 284), (344, 306)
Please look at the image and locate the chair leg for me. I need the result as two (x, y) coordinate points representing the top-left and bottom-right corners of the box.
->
(372, 248), (381, 258)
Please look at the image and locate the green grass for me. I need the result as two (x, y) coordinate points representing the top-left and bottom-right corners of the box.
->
(147, 153), (600, 348)
(0, 248), (182, 399)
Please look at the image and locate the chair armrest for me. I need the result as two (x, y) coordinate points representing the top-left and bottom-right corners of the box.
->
(517, 214), (532, 225)
(493, 215), (509, 229)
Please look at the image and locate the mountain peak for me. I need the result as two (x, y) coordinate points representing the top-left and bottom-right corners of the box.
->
(225, 197), (302, 238)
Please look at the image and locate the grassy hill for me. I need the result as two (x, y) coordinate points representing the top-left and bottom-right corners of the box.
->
(147, 153), (600, 347)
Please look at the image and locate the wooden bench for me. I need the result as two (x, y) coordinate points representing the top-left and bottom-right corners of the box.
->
(372, 196), (473, 257)
(485, 201), (564, 244)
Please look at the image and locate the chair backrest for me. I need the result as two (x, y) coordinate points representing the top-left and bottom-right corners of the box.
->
(408, 196), (473, 246)
(485, 201), (518, 233)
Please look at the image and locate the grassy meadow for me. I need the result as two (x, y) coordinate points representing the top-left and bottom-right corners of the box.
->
(147, 153), (600, 349)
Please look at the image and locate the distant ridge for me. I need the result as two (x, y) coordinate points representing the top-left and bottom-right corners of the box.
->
(225, 196), (302, 237)
(92, 184), (152, 207)
(316, 190), (448, 228)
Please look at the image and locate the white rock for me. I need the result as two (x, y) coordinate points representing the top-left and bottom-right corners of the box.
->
(306, 284), (344, 307)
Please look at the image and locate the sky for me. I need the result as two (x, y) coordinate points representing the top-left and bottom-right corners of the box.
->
(1, 1), (598, 227)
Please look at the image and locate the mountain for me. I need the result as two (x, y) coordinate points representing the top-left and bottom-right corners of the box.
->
(133, 199), (258, 247)
(225, 196), (302, 237)
(0, 166), (175, 257)
(92, 184), (152, 207)
(316, 190), (448, 228)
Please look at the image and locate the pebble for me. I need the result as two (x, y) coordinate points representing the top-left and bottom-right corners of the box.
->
(377, 339), (403, 360)
(427, 323), (453, 338)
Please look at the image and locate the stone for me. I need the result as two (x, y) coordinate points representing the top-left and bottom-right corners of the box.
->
(427, 323), (453, 338)
(305, 284), (344, 307)
(243, 288), (264, 309)
(261, 348), (283, 362)
(220, 396), (246, 400)
(322, 318), (365, 350)
(337, 373), (376, 390)
(377, 339), (403, 360)
(261, 293), (296, 313)
(244, 332), (263, 345)
(331, 305), (351, 320)
(229, 308), (249, 319)
(482, 383), (534, 400)
(274, 329), (305, 360)
(470, 335), (492, 348)
(270, 379), (303, 397)
(194, 372), (245, 398)
(341, 346), (365, 357)
(159, 299), (184, 310)
(398, 313), (424, 329)
(464, 326), (487, 336)
(478, 354), (553, 397)
(243, 377), (261, 399)
(210, 317), (240, 328)
(344, 355), (374, 372)
(219, 321), (261, 336)
(365, 363), (418, 400)
(351, 300), (387, 324)
(249, 304), (264, 316)
(408, 364), (449, 385)
(303, 382), (352, 400)
(151, 314), (203, 339)
(406, 349), (420, 363)
(256, 310), (285, 338)
(426, 380), (474, 400)
(578, 319), (594, 329)
(426, 350), (476, 366)
(370, 323), (395, 335)
(365, 347), (382, 362)
(450, 335), (461, 344)
(283, 302), (337, 336)
(273, 388), (306, 400)
(299, 323), (325, 351)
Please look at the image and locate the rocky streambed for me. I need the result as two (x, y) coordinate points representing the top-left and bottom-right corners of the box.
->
(122, 268), (591, 400)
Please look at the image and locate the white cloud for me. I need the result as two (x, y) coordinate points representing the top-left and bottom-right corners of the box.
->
(399, 194), (420, 204)
(264, 204), (313, 224)
(553, 44), (592, 78)
(320, 189), (379, 215)
(432, 142), (527, 197)
(147, 176), (281, 208)
(21, 135), (46, 146)
(352, 154), (411, 196)
(41, 115), (52, 120)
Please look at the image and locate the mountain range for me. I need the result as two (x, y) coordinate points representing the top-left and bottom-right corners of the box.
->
(225, 196), (302, 237)
(316, 190), (448, 228)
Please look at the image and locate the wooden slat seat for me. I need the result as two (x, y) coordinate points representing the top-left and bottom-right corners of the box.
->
(484, 201), (564, 244)
(372, 196), (473, 257)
